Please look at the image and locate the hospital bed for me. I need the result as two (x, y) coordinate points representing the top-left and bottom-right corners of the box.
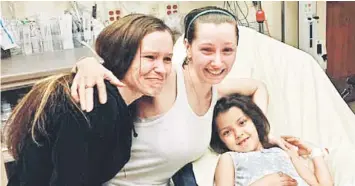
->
(172, 26), (355, 186)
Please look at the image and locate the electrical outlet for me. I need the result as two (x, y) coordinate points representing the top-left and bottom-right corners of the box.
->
(166, 3), (179, 15)
(108, 9), (121, 22)
(115, 9), (121, 20)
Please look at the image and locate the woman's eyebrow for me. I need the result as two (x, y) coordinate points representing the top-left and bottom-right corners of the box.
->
(197, 41), (214, 46)
(141, 51), (158, 54)
(218, 126), (230, 132)
(141, 51), (173, 56)
(224, 41), (234, 45)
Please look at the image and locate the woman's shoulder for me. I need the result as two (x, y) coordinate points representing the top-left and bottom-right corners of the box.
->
(87, 81), (123, 119)
(87, 81), (131, 128)
(92, 81), (123, 110)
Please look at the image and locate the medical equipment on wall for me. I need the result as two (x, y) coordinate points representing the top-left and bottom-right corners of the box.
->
(22, 23), (32, 55)
(69, 2), (104, 47)
(299, 1), (327, 71)
(254, 2), (265, 34)
(38, 18), (54, 52)
(0, 18), (18, 51)
(224, 1), (250, 27)
(223, 1), (270, 36)
(59, 14), (74, 50)
(0, 1), (106, 57)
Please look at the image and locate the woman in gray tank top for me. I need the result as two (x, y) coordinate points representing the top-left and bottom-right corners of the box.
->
(211, 94), (333, 186)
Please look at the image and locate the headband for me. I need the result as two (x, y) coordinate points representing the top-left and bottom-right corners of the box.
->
(185, 9), (237, 39)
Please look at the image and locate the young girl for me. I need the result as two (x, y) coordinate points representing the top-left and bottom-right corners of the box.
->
(211, 94), (333, 186)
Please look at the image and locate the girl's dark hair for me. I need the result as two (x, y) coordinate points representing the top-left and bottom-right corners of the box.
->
(5, 14), (173, 159)
(210, 93), (274, 154)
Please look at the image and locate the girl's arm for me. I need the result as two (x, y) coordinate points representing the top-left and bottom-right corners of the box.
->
(216, 78), (268, 114)
(287, 149), (319, 185)
(214, 153), (235, 186)
(285, 139), (334, 186)
(308, 149), (333, 186)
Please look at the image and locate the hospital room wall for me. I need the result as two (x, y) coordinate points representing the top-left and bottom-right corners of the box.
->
(317, 1), (327, 50)
(0, 1), (326, 49)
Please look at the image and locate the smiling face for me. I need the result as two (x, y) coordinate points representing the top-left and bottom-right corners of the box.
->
(96, 14), (174, 97)
(215, 106), (263, 153)
(123, 30), (173, 96)
(185, 22), (237, 85)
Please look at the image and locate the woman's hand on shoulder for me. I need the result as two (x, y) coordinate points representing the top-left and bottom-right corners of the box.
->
(268, 134), (294, 151)
(70, 57), (125, 112)
(282, 136), (312, 156)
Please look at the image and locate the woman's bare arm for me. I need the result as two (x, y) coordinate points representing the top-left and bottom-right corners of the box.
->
(71, 57), (125, 112)
(216, 78), (268, 114)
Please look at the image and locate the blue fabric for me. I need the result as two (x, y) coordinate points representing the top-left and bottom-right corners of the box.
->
(172, 163), (198, 186)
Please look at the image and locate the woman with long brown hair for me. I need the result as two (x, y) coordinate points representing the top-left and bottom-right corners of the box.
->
(5, 14), (174, 185)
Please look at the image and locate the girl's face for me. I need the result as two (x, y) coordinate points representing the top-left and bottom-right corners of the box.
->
(124, 30), (173, 96)
(185, 22), (237, 85)
(215, 107), (263, 152)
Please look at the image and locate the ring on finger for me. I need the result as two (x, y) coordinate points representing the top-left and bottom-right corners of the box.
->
(85, 85), (93, 89)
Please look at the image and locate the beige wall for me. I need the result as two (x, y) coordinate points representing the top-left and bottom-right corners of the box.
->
(284, 1), (299, 47)
(262, 1), (282, 41)
(0, 1), (69, 18)
(317, 1), (327, 45)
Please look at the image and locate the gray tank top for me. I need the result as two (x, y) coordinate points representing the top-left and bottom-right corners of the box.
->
(228, 147), (309, 186)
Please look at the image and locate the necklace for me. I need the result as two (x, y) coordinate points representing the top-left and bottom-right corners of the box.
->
(184, 65), (212, 109)
(185, 66), (201, 106)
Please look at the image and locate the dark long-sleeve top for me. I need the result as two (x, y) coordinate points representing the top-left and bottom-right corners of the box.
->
(7, 82), (133, 186)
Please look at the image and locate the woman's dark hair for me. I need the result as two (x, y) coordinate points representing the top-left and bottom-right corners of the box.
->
(5, 14), (173, 159)
(96, 14), (173, 79)
(210, 93), (274, 154)
(184, 6), (239, 44)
